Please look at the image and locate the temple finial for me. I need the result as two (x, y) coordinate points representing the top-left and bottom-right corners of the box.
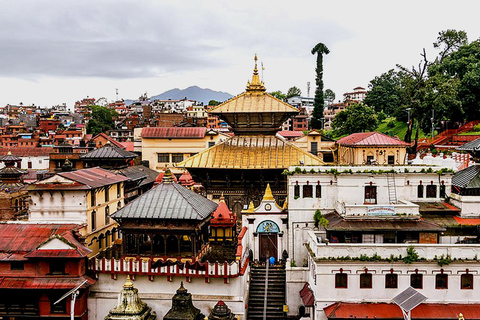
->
(246, 54), (266, 93)
(219, 192), (225, 202)
(263, 184), (274, 201)
(123, 275), (134, 289)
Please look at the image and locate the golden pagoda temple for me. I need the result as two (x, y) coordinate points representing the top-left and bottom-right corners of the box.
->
(178, 55), (323, 214)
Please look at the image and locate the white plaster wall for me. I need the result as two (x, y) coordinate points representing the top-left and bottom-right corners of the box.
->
(450, 193), (480, 217)
(0, 156), (50, 170)
(89, 274), (248, 320)
(29, 190), (87, 224)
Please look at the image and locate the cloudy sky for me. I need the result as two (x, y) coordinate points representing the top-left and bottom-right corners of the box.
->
(1, 0), (480, 107)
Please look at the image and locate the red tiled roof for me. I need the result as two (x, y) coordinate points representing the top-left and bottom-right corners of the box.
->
(142, 127), (207, 139)
(324, 302), (480, 319)
(119, 141), (134, 152)
(0, 276), (95, 289)
(0, 224), (83, 260)
(211, 200), (235, 227)
(58, 167), (129, 188)
(92, 133), (124, 148)
(336, 132), (410, 146)
(454, 216), (480, 225)
(277, 130), (304, 138)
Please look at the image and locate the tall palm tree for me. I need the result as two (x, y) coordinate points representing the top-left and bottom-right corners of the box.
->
(311, 42), (330, 129)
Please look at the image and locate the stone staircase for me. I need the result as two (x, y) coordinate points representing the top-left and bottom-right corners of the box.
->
(247, 265), (286, 320)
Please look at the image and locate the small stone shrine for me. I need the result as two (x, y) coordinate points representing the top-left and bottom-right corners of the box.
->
(208, 301), (236, 320)
(163, 282), (205, 320)
(104, 276), (156, 320)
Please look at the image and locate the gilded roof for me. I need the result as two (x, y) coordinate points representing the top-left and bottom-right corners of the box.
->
(177, 135), (324, 169)
(208, 92), (299, 114)
(208, 55), (298, 115)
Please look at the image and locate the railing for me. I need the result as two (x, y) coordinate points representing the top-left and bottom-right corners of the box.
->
(307, 231), (480, 260)
(91, 256), (249, 279)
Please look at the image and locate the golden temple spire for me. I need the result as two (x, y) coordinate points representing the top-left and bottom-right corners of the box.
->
(219, 192), (225, 203)
(246, 54), (266, 94)
(262, 183), (275, 201)
(282, 198), (288, 210)
(246, 201), (255, 213)
(123, 275), (134, 289)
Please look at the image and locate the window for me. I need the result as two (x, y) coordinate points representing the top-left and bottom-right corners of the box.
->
(410, 274), (423, 289)
(366, 155), (375, 164)
(91, 210), (97, 231)
(417, 185), (424, 198)
(90, 190), (96, 207)
(436, 273), (448, 289)
(388, 155), (395, 165)
(461, 274), (473, 289)
(360, 273), (372, 288)
(385, 274), (398, 288)
(105, 186), (109, 202)
(50, 294), (67, 313)
(208, 141), (215, 148)
(426, 185), (437, 198)
(294, 185), (300, 198)
(310, 142), (318, 155)
(303, 185), (313, 198)
(364, 186), (377, 204)
(105, 206), (110, 225)
(28, 161), (32, 169)
(117, 183), (121, 198)
(335, 273), (348, 288)
(49, 261), (65, 275)
(10, 261), (24, 270)
(316, 185), (321, 198)
(172, 153), (184, 163)
(157, 153), (169, 163)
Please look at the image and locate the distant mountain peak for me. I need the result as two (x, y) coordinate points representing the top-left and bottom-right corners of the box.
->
(149, 86), (233, 105)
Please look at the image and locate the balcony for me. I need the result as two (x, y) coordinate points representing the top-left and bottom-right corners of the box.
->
(336, 200), (420, 218)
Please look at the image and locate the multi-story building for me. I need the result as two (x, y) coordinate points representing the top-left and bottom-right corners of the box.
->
(141, 127), (229, 174)
(27, 167), (129, 256)
(343, 86), (367, 102)
(0, 223), (94, 320)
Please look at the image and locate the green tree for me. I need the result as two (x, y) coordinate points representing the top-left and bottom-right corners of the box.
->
(428, 38), (480, 122)
(311, 42), (330, 129)
(286, 86), (302, 99)
(364, 69), (405, 116)
(208, 100), (221, 106)
(324, 89), (335, 104)
(331, 102), (377, 136)
(269, 90), (286, 100)
(87, 105), (118, 135)
(433, 29), (468, 62)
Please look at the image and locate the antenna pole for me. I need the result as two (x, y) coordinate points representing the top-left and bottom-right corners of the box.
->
(307, 82), (310, 97)
(116, 88), (119, 101)
(70, 291), (78, 320)
(261, 62), (265, 83)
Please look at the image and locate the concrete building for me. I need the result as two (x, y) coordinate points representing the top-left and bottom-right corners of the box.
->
(27, 167), (129, 257)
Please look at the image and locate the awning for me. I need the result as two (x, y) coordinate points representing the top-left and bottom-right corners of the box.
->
(299, 282), (315, 307)
(0, 276), (95, 290)
(324, 302), (480, 319)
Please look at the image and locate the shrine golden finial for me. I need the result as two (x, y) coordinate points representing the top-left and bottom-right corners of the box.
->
(246, 54), (266, 94)
(123, 275), (134, 289)
(282, 198), (288, 210)
(263, 184), (274, 201)
(247, 201), (255, 213)
(219, 192), (225, 203)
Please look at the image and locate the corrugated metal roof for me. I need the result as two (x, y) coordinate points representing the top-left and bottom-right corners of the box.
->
(0, 276), (95, 289)
(0, 224), (87, 260)
(80, 144), (137, 160)
(58, 167), (129, 188)
(299, 283), (315, 307)
(458, 137), (480, 151)
(209, 92), (298, 114)
(324, 302), (480, 319)
(325, 212), (445, 232)
(336, 132), (410, 146)
(0, 147), (54, 157)
(112, 180), (217, 221)
(114, 165), (159, 187)
(142, 127), (207, 139)
(178, 135), (324, 169)
(453, 216), (480, 225)
(277, 130), (304, 138)
(452, 165), (480, 188)
(92, 133), (125, 148)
